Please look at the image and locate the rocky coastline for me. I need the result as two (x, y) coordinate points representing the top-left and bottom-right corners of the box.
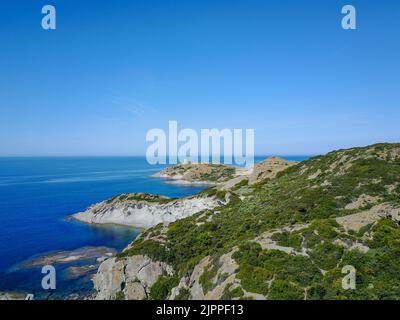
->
(68, 192), (229, 229)
(86, 146), (400, 300)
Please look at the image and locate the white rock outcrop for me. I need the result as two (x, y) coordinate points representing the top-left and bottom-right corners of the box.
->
(93, 255), (173, 300)
(169, 250), (240, 300)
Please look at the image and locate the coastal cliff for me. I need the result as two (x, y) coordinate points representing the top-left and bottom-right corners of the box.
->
(85, 144), (400, 299)
(93, 254), (173, 300)
(70, 192), (229, 229)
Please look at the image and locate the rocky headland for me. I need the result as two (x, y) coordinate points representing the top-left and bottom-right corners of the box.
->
(152, 158), (297, 187)
(69, 192), (229, 229)
(88, 144), (400, 300)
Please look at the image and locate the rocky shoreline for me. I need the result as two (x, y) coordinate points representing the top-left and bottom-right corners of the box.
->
(5, 146), (400, 300)
(85, 157), (299, 300)
(69, 158), (296, 230)
(1, 157), (300, 300)
(68, 192), (229, 228)
(21, 246), (116, 269)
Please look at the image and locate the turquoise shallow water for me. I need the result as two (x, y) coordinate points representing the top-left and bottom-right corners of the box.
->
(0, 156), (308, 298)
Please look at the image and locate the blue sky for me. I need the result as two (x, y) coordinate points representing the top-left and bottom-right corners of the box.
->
(0, 0), (399, 156)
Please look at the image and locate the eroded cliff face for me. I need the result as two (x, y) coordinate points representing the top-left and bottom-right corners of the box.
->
(93, 249), (245, 300)
(169, 251), (242, 300)
(70, 193), (228, 229)
(93, 255), (173, 300)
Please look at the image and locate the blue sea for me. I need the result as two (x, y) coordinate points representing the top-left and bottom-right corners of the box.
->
(0, 156), (308, 299)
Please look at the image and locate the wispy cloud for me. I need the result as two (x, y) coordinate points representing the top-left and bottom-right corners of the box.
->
(110, 96), (157, 119)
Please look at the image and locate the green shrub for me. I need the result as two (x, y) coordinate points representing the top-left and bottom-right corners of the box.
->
(149, 276), (179, 300)
(174, 288), (191, 300)
(271, 231), (302, 250)
(309, 242), (343, 270)
(115, 291), (125, 300)
(268, 280), (304, 300)
(222, 284), (245, 299)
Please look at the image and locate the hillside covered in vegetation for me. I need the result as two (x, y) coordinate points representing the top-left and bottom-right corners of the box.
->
(95, 143), (400, 300)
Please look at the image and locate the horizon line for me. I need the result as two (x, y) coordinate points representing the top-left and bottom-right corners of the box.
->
(0, 154), (317, 158)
